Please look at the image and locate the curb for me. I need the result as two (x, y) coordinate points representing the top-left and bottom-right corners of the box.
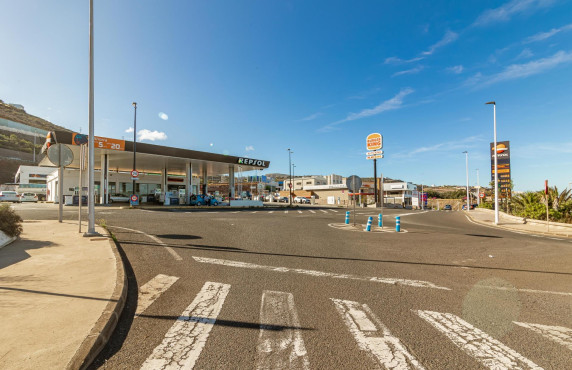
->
(0, 230), (17, 250)
(465, 212), (572, 239)
(66, 229), (128, 370)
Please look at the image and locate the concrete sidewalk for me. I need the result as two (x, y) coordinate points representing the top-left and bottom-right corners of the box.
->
(0, 220), (126, 370)
(466, 208), (572, 238)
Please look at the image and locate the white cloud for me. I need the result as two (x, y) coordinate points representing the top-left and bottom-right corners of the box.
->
(523, 23), (572, 43)
(299, 112), (322, 121)
(515, 48), (534, 59)
(473, 0), (557, 27)
(392, 66), (424, 77)
(137, 129), (167, 141)
(466, 50), (572, 88)
(158, 112), (168, 120)
(398, 136), (485, 158)
(446, 65), (464, 74)
(384, 56), (424, 65)
(318, 88), (414, 132)
(421, 30), (459, 56)
(245, 145), (255, 152)
(125, 127), (134, 133)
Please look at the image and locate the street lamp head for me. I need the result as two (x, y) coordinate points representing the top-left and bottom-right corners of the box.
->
(485, 101), (495, 105)
(462, 151), (468, 154)
(132, 102), (137, 107)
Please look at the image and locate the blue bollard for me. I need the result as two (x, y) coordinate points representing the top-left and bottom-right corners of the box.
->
(366, 216), (373, 231)
(345, 211), (350, 225)
(378, 213), (383, 228)
(396, 216), (401, 232)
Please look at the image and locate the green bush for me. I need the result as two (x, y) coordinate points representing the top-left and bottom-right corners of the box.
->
(0, 204), (23, 237)
(479, 202), (493, 209)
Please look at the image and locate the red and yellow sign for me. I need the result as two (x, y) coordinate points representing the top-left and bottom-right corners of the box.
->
(366, 133), (383, 151)
(72, 133), (125, 151)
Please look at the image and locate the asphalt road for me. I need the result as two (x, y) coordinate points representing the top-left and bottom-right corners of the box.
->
(12, 203), (572, 369)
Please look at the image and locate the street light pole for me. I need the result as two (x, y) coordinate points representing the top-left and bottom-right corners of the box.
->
(463, 151), (469, 211)
(421, 183), (424, 210)
(132, 102), (137, 199)
(486, 101), (499, 224)
(288, 148), (293, 205)
(85, 0), (97, 236)
(292, 164), (296, 191)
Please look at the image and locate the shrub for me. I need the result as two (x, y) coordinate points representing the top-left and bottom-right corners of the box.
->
(0, 204), (23, 237)
(479, 202), (493, 209)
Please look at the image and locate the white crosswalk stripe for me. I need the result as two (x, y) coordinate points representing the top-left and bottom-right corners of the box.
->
(136, 274), (179, 317)
(140, 282), (231, 370)
(256, 291), (310, 369)
(285, 210), (288, 214)
(332, 299), (425, 369)
(514, 322), (572, 351)
(309, 210), (316, 214)
(298, 210), (303, 214)
(269, 211), (274, 214)
(320, 210), (329, 214)
(415, 310), (542, 369)
(330, 209), (339, 212)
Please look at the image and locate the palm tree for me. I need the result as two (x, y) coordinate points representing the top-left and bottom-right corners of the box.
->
(540, 186), (572, 211)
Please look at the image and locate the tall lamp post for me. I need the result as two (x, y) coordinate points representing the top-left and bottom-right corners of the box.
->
(85, 0), (97, 236)
(287, 148), (293, 205)
(476, 168), (480, 205)
(292, 164), (296, 194)
(486, 101), (499, 224)
(132, 102), (137, 199)
(463, 151), (469, 211)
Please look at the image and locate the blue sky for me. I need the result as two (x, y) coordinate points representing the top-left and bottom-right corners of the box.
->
(1, 0), (571, 191)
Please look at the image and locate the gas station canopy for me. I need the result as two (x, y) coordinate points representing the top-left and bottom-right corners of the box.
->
(38, 130), (270, 175)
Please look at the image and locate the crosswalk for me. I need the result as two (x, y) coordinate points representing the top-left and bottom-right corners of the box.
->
(184, 208), (344, 216)
(134, 274), (571, 369)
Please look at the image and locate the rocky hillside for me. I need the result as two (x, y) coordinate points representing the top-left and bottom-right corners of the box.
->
(0, 100), (71, 133)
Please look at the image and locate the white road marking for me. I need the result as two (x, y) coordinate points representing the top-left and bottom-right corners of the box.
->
(320, 210), (329, 214)
(330, 209), (338, 213)
(110, 226), (182, 261)
(252, 211), (258, 214)
(396, 211), (429, 217)
(136, 274), (179, 316)
(256, 291), (310, 369)
(476, 285), (572, 297)
(232, 211), (240, 213)
(285, 210), (289, 214)
(513, 322), (572, 351)
(140, 282), (231, 370)
(309, 210), (316, 214)
(192, 256), (450, 290)
(548, 237), (564, 241)
(332, 299), (424, 369)
(298, 210), (303, 214)
(269, 211), (274, 214)
(415, 310), (542, 369)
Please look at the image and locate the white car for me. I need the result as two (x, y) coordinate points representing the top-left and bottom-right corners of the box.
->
(19, 193), (38, 203)
(0, 191), (20, 203)
(293, 196), (310, 204)
(109, 194), (130, 203)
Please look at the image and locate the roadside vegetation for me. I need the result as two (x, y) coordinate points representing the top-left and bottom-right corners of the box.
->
(0, 204), (23, 237)
(479, 186), (572, 223)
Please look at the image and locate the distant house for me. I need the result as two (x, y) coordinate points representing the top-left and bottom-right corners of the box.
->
(8, 103), (25, 111)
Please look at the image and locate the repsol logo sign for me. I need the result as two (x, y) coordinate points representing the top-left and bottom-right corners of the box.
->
(238, 158), (267, 167)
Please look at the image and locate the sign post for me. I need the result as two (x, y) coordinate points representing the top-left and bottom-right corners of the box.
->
(346, 175), (362, 226)
(47, 143), (74, 223)
(545, 180), (549, 232)
(366, 133), (383, 208)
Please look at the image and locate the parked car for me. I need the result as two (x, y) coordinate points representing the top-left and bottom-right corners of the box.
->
(293, 196), (304, 203)
(190, 194), (219, 206)
(19, 193), (38, 203)
(109, 194), (130, 203)
(276, 196), (288, 203)
(462, 204), (477, 210)
(301, 197), (311, 204)
(0, 191), (20, 203)
(443, 204), (452, 211)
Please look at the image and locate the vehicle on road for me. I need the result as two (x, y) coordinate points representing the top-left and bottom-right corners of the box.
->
(0, 191), (20, 203)
(293, 196), (305, 203)
(109, 194), (130, 203)
(462, 204), (477, 210)
(443, 204), (452, 211)
(277, 196), (288, 203)
(19, 193), (38, 203)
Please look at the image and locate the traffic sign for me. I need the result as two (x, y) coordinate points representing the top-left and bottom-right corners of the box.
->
(346, 175), (362, 193)
(288, 183), (292, 188)
(367, 154), (384, 160)
(130, 194), (139, 206)
(47, 144), (74, 167)
(131, 170), (139, 181)
(479, 192), (485, 198)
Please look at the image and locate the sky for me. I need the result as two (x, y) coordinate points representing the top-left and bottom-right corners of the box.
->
(1, 0), (571, 191)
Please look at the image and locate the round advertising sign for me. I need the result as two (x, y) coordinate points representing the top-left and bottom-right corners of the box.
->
(366, 133), (383, 151)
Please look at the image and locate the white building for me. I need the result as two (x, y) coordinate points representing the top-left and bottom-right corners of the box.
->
(326, 174), (343, 185)
(383, 182), (417, 207)
(283, 176), (327, 191)
(13, 165), (58, 198)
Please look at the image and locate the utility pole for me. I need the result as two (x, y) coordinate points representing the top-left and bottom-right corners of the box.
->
(476, 168), (480, 205)
(463, 151), (469, 211)
(486, 101), (499, 224)
(132, 102), (137, 200)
